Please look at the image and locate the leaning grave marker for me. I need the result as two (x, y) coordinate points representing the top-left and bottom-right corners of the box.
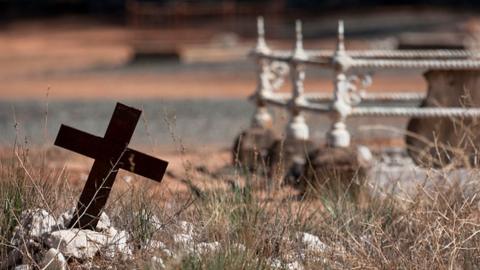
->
(54, 102), (168, 230)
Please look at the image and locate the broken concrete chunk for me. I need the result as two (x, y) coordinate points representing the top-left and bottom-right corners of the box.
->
(296, 232), (328, 253)
(44, 229), (104, 259)
(44, 227), (133, 260)
(102, 227), (132, 259)
(11, 209), (58, 245)
(39, 248), (67, 270)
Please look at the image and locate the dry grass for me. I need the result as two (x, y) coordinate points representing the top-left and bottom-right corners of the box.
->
(1, 136), (480, 270)
(1, 101), (480, 269)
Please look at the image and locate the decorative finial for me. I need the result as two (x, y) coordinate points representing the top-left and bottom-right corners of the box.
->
(258, 16), (265, 38)
(295, 19), (303, 51)
(293, 19), (307, 60)
(256, 16), (269, 53)
(336, 20), (345, 52)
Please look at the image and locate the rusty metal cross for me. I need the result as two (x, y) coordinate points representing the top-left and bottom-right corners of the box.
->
(54, 103), (168, 230)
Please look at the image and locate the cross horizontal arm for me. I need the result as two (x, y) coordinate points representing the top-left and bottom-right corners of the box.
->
(120, 149), (168, 181)
(55, 124), (168, 181)
(54, 124), (103, 160)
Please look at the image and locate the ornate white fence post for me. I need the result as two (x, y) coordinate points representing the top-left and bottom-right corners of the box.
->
(251, 16), (274, 129)
(285, 20), (310, 141)
(327, 20), (353, 147)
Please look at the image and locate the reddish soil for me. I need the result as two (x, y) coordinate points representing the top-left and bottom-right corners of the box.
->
(0, 20), (426, 101)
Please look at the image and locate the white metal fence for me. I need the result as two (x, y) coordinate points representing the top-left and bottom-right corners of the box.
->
(249, 17), (480, 147)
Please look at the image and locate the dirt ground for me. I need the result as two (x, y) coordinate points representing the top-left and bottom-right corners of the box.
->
(0, 19), (426, 101)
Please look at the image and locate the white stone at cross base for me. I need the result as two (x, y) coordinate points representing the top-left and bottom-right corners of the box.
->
(11, 209), (58, 245)
(43, 227), (132, 260)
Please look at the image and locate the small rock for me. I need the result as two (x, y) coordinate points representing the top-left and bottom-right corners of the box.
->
(56, 208), (74, 229)
(146, 240), (173, 257)
(96, 212), (111, 232)
(269, 258), (282, 268)
(147, 240), (167, 250)
(14, 265), (31, 270)
(11, 209), (58, 245)
(40, 248), (67, 270)
(178, 221), (195, 235)
(44, 229), (104, 259)
(44, 227), (132, 260)
(77, 261), (95, 269)
(173, 233), (194, 247)
(296, 232), (328, 253)
(194, 242), (220, 254)
(103, 227), (132, 259)
(286, 261), (303, 270)
(269, 258), (304, 270)
(150, 256), (165, 270)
